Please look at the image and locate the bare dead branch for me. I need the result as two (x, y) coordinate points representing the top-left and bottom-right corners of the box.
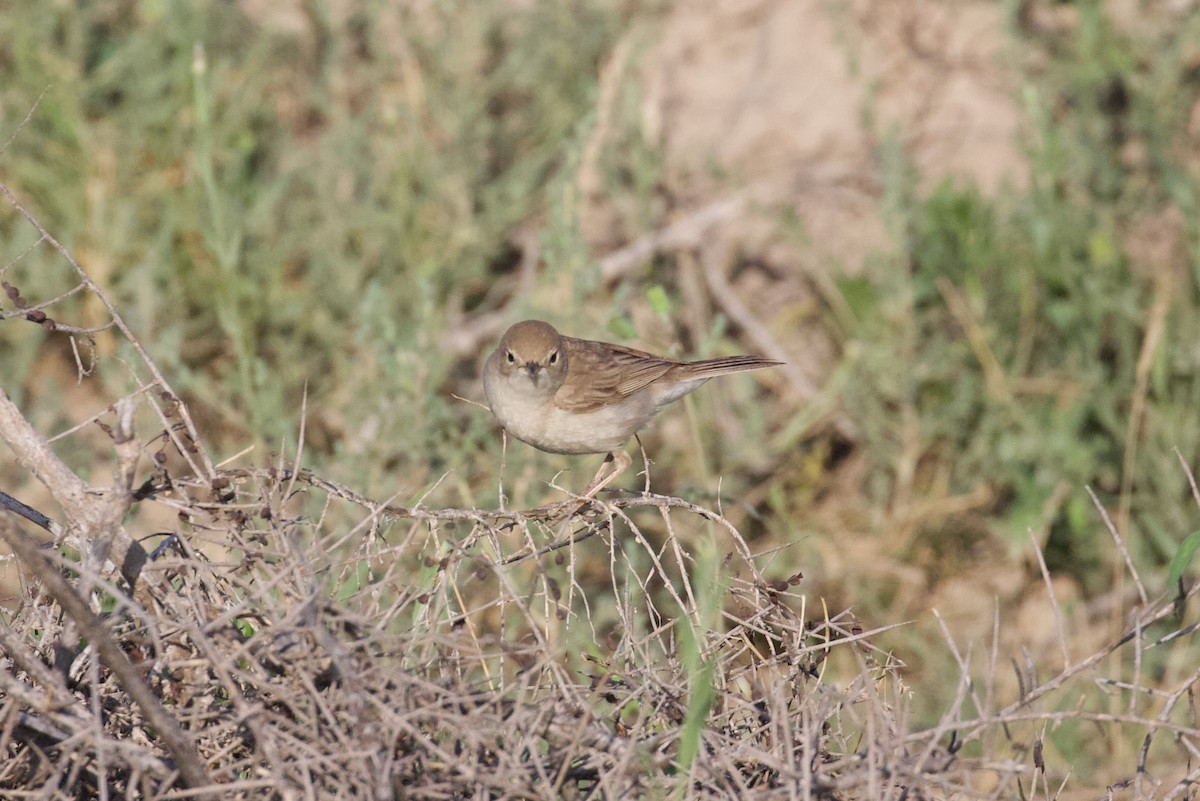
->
(0, 517), (210, 788)
(0, 388), (146, 588)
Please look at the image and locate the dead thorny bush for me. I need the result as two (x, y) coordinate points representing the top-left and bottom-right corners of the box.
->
(2, 172), (1200, 799)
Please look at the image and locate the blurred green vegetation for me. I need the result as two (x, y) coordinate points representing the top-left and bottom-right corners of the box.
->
(834, 1), (1200, 592)
(0, 0), (638, 497)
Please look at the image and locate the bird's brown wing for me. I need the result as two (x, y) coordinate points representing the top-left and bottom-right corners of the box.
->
(553, 337), (680, 413)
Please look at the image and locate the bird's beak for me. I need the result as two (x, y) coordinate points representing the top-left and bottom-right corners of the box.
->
(523, 362), (541, 378)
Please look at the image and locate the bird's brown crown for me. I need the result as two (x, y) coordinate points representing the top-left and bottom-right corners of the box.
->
(500, 320), (563, 361)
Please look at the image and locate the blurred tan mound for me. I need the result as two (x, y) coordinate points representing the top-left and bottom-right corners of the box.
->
(636, 0), (1024, 244)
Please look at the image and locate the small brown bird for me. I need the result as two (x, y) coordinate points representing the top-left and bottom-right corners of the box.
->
(483, 320), (782, 497)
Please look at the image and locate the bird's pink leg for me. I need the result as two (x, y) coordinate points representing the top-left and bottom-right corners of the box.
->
(581, 450), (632, 500)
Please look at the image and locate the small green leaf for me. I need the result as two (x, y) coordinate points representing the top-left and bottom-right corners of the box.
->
(1087, 229), (1117, 268)
(646, 284), (672, 316)
(1166, 530), (1200, 593)
(607, 316), (637, 340)
(838, 276), (878, 323)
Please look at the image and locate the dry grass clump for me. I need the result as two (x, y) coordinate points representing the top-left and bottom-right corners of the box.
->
(4, 409), (1200, 799)
(0, 454), (1014, 799)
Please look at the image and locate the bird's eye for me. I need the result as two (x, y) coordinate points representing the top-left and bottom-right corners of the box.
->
(506, 351), (516, 364)
(548, 350), (558, 365)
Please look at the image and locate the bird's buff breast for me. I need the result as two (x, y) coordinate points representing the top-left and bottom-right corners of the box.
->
(485, 375), (653, 455)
